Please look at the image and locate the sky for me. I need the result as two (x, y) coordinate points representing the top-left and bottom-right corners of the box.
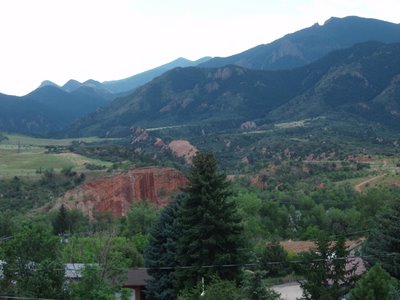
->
(0, 0), (399, 96)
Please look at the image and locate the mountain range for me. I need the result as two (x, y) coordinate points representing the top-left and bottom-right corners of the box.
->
(0, 84), (112, 135)
(1, 16), (400, 136)
(65, 41), (400, 137)
(0, 57), (212, 134)
(200, 16), (400, 70)
(102, 57), (212, 93)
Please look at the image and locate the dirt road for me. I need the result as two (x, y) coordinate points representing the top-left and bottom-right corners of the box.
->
(354, 174), (386, 192)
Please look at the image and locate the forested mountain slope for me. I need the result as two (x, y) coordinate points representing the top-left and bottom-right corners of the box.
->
(200, 16), (400, 70)
(65, 42), (400, 137)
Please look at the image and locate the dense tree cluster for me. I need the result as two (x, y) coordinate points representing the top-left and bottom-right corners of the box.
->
(1, 151), (400, 299)
(299, 235), (358, 300)
(363, 198), (400, 279)
(175, 152), (244, 290)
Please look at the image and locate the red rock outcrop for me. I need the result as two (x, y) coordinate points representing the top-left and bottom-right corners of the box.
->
(55, 167), (188, 219)
(168, 140), (198, 164)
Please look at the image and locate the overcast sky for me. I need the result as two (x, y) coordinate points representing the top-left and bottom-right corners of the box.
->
(1, 0), (399, 96)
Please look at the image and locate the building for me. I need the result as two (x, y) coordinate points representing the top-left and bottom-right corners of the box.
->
(123, 268), (152, 300)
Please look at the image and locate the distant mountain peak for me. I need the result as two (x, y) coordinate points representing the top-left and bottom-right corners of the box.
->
(323, 16), (340, 25)
(62, 79), (82, 92)
(102, 56), (212, 93)
(199, 16), (400, 71)
(39, 80), (59, 89)
(65, 42), (400, 138)
(84, 79), (101, 85)
(172, 57), (191, 63)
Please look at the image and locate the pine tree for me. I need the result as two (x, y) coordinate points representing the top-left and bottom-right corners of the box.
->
(260, 240), (289, 277)
(53, 204), (70, 235)
(144, 193), (186, 300)
(175, 152), (243, 291)
(243, 271), (281, 300)
(349, 263), (394, 300)
(299, 235), (357, 300)
(363, 199), (400, 279)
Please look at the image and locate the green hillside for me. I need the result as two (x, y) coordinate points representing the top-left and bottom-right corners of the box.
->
(65, 42), (400, 138)
(200, 16), (400, 70)
(0, 133), (114, 178)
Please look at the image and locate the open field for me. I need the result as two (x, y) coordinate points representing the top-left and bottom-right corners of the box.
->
(337, 157), (400, 192)
(0, 133), (115, 178)
(0, 133), (119, 148)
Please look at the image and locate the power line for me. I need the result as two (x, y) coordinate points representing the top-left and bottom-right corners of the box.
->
(3, 254), (396, 272)
(140, 254), (381, 271)
(0, 296), (55, 300)
(0, 236), (12, 243)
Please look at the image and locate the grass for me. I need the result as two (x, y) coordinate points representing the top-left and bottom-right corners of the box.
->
(0, 133), (114, 178)
(0, 133), (119, 148)
(335, 156), (400, 191)
(274, 117), (326, 129)
(146, 124), (187, 132)
(274, 119), (310, 129)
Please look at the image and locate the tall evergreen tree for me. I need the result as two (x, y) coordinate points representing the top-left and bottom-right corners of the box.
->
(175, 152), (243, 291)
(144, 193), (186, 300)
(349, 263), (395, 300)
(299, 235), (358, 300)
(363, 199), (400, 279)
(53, 204), (70, 235)
(243, 271), (281, 300)
(260, 240), (289, 277)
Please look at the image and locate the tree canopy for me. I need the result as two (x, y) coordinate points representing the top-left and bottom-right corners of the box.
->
(363, 198), (400, 279)
(145, 193), (186, 300)
(175, 152), (244, 290)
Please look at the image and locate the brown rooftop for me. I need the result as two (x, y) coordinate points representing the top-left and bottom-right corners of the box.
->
(124, 268), (152, 287)
(280, 237), (366, 254)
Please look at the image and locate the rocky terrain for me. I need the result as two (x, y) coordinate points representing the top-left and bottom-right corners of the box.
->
(54, 167), (188, 219)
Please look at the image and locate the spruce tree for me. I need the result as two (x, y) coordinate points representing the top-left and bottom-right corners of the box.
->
(243, 271), (281, 300)
(260, 240), (289, 277)
(175, 152), (243, 291)
(363, 199), (400, 279)
(53, 204), (70, 235)
(299, 235), (357, 300)
(349, 263), (394, 300)
(144, 193), (186, 300)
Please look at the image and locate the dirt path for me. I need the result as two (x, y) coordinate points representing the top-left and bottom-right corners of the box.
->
(354, 174), (386, 192)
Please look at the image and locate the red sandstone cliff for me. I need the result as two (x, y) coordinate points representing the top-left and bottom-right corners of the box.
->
(55, 167), (188, 219)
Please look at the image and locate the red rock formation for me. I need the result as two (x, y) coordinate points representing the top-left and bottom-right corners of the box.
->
(55, 167), (188, 219)
(168, 140), (198, 164)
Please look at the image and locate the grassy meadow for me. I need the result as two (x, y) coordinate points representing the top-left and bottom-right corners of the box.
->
(0, 133), (115, 178)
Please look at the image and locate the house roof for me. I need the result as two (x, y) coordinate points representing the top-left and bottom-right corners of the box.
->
(65, 263), (86, 279)
(280, 240), (317, 254)
(347, 256), (366, 276)
(280, 237), (366, 254)
(124, 268), (152, 287)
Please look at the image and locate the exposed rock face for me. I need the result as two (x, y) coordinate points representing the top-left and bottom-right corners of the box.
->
(241, 156), (250, 165)
(131, 127), (149, 143)
(154, 138), (168, 150)
(240, 121), (257, 130)
(55, 167), (188, 219)
(168, 140), (198, 164)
